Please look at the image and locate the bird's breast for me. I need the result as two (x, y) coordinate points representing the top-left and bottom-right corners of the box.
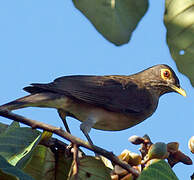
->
(60, 95), (159, 131)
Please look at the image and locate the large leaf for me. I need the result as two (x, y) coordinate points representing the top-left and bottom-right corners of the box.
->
(68, 156), (111, 180)
(73, 0), (148, 46)
(164, 0), (194, 87)
(137, 159), (178, 180)
(23, 145), (73, 180)
(16, 131), (52, 169)
(15, 134), (42, 168)
(0, 124), (40, 166)
(55, 149), (73, 180)
(0, 155), (34, 180)
(0, 122), (8, 134)
(23, 145), (55, 180)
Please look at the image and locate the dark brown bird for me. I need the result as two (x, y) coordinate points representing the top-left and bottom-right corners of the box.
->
(0, 64), (186, 144)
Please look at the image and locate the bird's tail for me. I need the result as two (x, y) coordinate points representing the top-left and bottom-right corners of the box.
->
(0, 93), (60, 111)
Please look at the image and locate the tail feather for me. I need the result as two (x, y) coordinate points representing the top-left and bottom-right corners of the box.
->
(0, 93), (62, 111)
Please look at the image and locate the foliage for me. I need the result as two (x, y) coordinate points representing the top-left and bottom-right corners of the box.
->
(0, 1), (194, 180)
(164, 0), (194, 86)
(0, 122), (192, 180)
(73, 0), (148, 46)
(74, 0), (194, 86)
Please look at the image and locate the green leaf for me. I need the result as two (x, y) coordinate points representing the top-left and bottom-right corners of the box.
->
(0, 122), (8, 134)
(22, 136), (77, 180)
(23, 145), (73, 180)
(73, 0), (148, 46)
(137, 159), (178, 180)
(19, 130), (53, 169)
(148, 142), (168, 160)
(8, 121), (20, 129)
(22, 145), (55, 180)
(164, 0), (194, 87)
(55, 149), (73, 180)
(68, 156), (111, 180)
(0, 121), (19, 135)
(0, 125), (40, 166)
(0, 155), (34, 180)
(15, 134), (42, 168)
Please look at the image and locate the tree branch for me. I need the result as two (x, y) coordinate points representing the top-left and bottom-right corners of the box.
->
(0, 109), (139, 177)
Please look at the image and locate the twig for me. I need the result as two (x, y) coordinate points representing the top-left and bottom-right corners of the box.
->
(72, 144), (79, 179)
(0, 109), (140, 177)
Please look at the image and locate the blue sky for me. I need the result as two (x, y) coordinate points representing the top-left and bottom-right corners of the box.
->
(0, 0), (193, 179)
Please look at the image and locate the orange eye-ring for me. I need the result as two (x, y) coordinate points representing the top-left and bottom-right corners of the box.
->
(161, 69), (171, 80)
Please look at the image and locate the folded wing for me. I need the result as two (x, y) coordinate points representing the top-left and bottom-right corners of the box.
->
(24, 75), (152, 114)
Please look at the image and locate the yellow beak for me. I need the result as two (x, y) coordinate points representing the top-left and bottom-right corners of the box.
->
(170, 85), (186, 97)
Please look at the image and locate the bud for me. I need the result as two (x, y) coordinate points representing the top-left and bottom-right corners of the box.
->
(188, 136), (194, 154)
(111, 174), (119, 180)
(114, 164), (128, 176)
(148, 142), (169, 160)
(128, 152), (141, 166)
(128, 135), (144, 145)
(118, 149), (131, 162)
(167, 142), (179, 152)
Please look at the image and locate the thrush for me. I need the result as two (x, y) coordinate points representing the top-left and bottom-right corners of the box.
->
(0, 64), (186, 144)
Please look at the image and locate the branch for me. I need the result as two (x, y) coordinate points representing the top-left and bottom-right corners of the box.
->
(0, 109), (139, 177)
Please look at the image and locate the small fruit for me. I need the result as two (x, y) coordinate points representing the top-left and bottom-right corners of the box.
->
(111, 174), (119, 180)
(114, 164), (128, 176)
(148, 142), (169, 160)
(167, 142), (179, 152)
(128, 152), (141, 166)
(188, 136), (194, 154)
(118, 149), (131, 162)
(128, 135), (144, 145)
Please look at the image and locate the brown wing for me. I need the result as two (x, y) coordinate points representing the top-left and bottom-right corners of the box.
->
(24, 75), (152, 113)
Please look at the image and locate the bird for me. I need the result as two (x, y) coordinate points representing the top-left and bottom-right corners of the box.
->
(0, 64), (186, 145)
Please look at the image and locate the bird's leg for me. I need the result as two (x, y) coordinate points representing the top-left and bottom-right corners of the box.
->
(80, 117), (97, 146)
(80, 118), (101, 157)
(58, 109), (74, 154)
(58, 109), (71, 133)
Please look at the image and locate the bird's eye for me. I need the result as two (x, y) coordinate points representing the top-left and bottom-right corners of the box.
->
(163, 70), (170, 78)
(161, 69), (171, 80)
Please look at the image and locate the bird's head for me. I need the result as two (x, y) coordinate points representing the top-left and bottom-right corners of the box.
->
(139, 64), (186, 97)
